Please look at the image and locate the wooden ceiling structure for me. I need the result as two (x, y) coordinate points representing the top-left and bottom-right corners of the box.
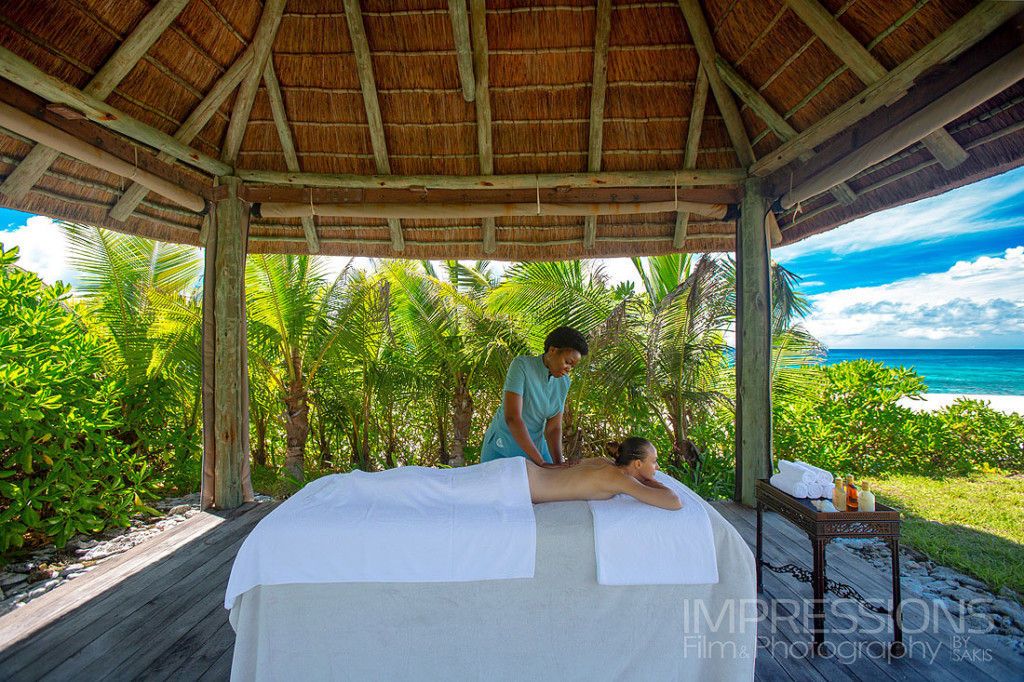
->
(0, 0), (1021, 261)
(0, 0), (1022, 508)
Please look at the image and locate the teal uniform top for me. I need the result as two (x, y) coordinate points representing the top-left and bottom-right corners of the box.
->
(480, 354), (570, 463)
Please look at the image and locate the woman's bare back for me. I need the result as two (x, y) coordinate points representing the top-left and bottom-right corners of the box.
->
(525, 458), (681, 510)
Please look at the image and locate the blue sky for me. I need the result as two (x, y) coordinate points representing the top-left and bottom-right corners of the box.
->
(2, 166), (1023, 349)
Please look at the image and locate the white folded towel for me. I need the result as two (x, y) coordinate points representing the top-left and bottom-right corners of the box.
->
(779, 460), (815, 484)
(589, 472), (717, 585)
(807, 482), (824, 499)
(770, 472), (809, 498)
(224, 458), (536, 610)
(793, 461), (833, 485)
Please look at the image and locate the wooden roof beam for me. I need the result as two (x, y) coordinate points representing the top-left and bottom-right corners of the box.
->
(344, 0), (404, 252)
(677, 0), (755, 168)
(781, 43), (1024, 209)
(470, 0), (494, 253)
(786, 0), (968, 171)
(448, 0), (475, 103)
(256, 198), (731, 221)
(715, 56), (856, 205)
(752, 0), (1020, 177)
(0, 100), (204, 212)
(675, 65), (709, 248)
(584, 0), (612, 250)
(108, 46), (254, 223)
(220, 0), (286, 166)
(0, 46), (229, 176)
(262, 59), (319, 254)
(237, 167), (748, 190)
(0, 0), (189, 202)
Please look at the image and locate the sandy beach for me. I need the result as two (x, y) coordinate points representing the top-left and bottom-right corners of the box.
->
(896, 393), (1024, 415)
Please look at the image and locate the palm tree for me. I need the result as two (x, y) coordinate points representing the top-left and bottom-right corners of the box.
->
(386, 260), (518, 466)
(623, 254), (734, 472)
(244, 254), (356, 481)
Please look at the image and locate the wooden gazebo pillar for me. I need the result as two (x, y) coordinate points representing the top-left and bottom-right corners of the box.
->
(734, 176), (773, 507)
(201, 175), (254, 510)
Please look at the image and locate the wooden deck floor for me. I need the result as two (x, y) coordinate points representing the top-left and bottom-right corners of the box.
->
(0, 500), (1020, 681)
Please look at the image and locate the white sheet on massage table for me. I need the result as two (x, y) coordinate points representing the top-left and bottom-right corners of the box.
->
(228, 499), (756, 682)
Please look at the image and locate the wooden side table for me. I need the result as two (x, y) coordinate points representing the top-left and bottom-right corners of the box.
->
(755, 479), (905, 655)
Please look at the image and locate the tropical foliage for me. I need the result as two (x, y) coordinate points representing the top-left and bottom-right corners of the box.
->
(4, 225), (1020, 559)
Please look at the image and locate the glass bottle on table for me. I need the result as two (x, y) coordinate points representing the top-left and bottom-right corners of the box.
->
(845, 474), (859, 512)
(859, 481), (876, 512)
(832, 476), (846, 511)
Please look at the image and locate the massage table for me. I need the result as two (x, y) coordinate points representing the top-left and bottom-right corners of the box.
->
(227, 490), (757, 681)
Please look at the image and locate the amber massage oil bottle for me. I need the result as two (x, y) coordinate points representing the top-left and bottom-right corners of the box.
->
(845, 474), (859, 512)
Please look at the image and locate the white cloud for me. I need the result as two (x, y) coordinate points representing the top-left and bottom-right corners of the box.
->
(804, 247), (1024, 348)
(0, 216), (74, 285)
(775, 166), (1024, 262)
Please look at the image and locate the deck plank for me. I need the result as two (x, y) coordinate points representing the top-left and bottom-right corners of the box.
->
(1, 498), (1020, 681)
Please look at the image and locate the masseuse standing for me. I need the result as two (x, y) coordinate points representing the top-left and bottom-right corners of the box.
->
(480, 326), (589, 467)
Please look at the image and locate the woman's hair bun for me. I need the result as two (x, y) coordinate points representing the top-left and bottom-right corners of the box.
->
(604, 440), (620, 457)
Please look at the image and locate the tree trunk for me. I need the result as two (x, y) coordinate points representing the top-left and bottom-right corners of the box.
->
(282, 349), (309, 484)
(449, 371), (472, 467)
(253, 415), (268, 467)
(562, 401), (583, 462)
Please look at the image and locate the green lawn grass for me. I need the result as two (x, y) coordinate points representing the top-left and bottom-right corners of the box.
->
(871, 472), (1024, 597)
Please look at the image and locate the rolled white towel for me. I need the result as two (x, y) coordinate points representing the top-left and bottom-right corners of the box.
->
(807, 482), (824, 499)
(778, 460), (815, 484)
(793, 461), (833, 485)
(770, 473), (809, 498)
(822, 482), (835, 499)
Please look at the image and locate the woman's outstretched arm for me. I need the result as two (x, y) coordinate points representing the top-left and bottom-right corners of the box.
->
(618, 476), (682, 510)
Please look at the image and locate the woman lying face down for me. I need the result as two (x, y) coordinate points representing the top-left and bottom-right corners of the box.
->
(525, 437), (682, 511)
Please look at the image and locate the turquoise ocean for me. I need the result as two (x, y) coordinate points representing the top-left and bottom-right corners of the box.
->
(824, 349), (1024, 396)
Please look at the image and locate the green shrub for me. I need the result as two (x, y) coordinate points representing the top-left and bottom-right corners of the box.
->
(0, 246), (158, 554)
(773, 360), (1024, 475)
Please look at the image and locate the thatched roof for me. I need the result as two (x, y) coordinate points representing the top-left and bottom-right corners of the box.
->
(0, 0), (1021, 261)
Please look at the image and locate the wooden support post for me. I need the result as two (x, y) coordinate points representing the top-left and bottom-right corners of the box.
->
(735, 176), (772, 507)
(201, 176), (254, 510)
(448, 0), (476, 102)
(0, 0), (189, 201)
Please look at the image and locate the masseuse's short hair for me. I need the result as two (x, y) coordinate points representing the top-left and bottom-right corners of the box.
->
(544, 326), (589, 356)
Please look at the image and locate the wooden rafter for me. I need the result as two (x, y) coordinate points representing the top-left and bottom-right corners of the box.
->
(343, 0), (404, 252)
(262, 59), (320, 253)
(0, 99), (204, 212)
(220, 0), (286, 166)
(0, 0), (189, 202)
(583, 0), (612, 250)
(752, 0), (1019, 177)
(715, 55), (856, 205)
(786, 0), (968, 171)
(108, 47), (255, 222)
(674, 65), (709, 248)
(676, 0), (755, 167)
(448, 0), (476, 103)
(237, 168), (747, 190)
(0, 46), (229, 176)
(470, 0), (494, 253)
(781, 44), (1024, 208)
